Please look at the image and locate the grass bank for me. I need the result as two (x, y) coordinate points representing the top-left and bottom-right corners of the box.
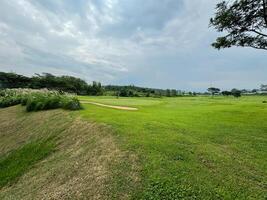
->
(0, 106), (138, 199)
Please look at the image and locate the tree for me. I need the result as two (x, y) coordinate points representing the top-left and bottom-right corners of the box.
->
(128, 90), (134, 97)
(210, 0), (267, 50)
(88, 81), (103, 96)
(208, 87), (221, 95)
(0, 71), (104, 96)
(260, 84), (267, 91)
(222, 91), (232, 96)
(0, 72), (31, 88)
(119, 89), (128, 97)
(166, 89), (171, 97)
(171, 89), (177, 97)
(252, 89), (258, 93)
(231, 89), (242, 98)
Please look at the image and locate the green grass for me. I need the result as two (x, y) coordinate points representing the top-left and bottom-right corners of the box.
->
(0, 96), (266, 199)
(78, 95), (162, 106)
(79, 96), (267, 199)
(0, 139), (55, 188)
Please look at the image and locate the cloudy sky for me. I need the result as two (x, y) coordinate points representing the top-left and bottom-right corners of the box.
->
(0, 0), (266, 91)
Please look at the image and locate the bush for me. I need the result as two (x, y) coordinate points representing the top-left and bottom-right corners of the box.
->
(46, 96), (61, 110)
(26, 101), (37, 112)
(62, 97), (82, 110)
(20, 96), (30, 106)
(0, 96), (21, 108)
(0, 89), (82, 112)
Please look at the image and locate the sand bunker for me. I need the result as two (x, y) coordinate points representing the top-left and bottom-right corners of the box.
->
(81, 101), (138, 111)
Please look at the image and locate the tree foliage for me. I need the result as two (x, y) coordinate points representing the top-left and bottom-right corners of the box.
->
(0, 72), (31, 88)
(222, 91), (232, 96)
(261, 84), (267, 91)
(0, 72), (103, 96)
(231, 88), (242, 98)
(104, 85), (179, 97)
(210, 0), (267, 50)
(208, 87), (221, 95)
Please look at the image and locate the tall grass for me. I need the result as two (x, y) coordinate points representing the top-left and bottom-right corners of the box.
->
(0, 89), (82, 111)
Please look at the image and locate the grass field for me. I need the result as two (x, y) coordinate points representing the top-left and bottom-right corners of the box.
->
(79, 96), (267, 199)
(0, 96), (266, 199)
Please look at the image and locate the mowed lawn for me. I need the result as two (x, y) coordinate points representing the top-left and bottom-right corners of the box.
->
(79, 96), (267, 199)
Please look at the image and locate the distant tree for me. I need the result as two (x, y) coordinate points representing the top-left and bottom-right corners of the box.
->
(88, 81), (103, 96)
(155, 91), (162, 98)
(208, 87), (221, 95)
(166, 89), (171, 97)
(222, 91), (232, 96)
(119, 89), (128, 97)
(171, 89), (177, 97)
(260, 84), (267, 91)
(251, 89), (258, 93)
(241, 89), (250, 94)
(104, 85), (166, 97)
(128, 90), (134, 97)
(210, 0), (267, 50)
(0, 72), (31, 88)
(231, 89), (242, 98)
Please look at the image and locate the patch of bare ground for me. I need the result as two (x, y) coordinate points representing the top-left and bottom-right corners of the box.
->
(0, 106), (140, 199)
(80, 101), (138, 111)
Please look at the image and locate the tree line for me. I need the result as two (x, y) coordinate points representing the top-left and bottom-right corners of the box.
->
(0, 72), (103, 95)
(104, 85), (188, 97)
(0, 72), (188, 97)
(207, 85), (267, 98)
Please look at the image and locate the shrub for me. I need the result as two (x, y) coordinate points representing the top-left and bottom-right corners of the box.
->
(62, 97), (82, 110)
(0, 96), (21, 108)
(21, 96), (28, 106)
(47, 96), (61, 109)
(35, 102), (45, 111)
(26, 98), (37, 112)
(0, 89), (82, 112)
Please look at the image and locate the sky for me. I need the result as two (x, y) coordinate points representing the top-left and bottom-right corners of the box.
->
(0, 0), (266, 91)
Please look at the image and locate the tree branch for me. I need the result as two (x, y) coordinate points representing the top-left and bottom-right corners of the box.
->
(243, 44), (267, 50)
(263, 0), (267, 26)
(249, 29), (267, 37)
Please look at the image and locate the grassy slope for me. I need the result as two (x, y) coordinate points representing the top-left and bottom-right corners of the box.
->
(79, 96), (267, 200)
(0, 106), (139, 199)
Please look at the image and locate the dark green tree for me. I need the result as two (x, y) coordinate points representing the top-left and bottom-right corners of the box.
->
(231, 89), (242, 98)
(165, 89), (171, 97)
(222, 91), (232, 96)
(210, 0), (267, 50)
(0, 71), (103, 96)
(208, 87), (221, 95)
(261, 84), (267, 91)
(119, 89), (128, 97)
(171, 89), (177, 97)
(0, 72), (31, 88)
